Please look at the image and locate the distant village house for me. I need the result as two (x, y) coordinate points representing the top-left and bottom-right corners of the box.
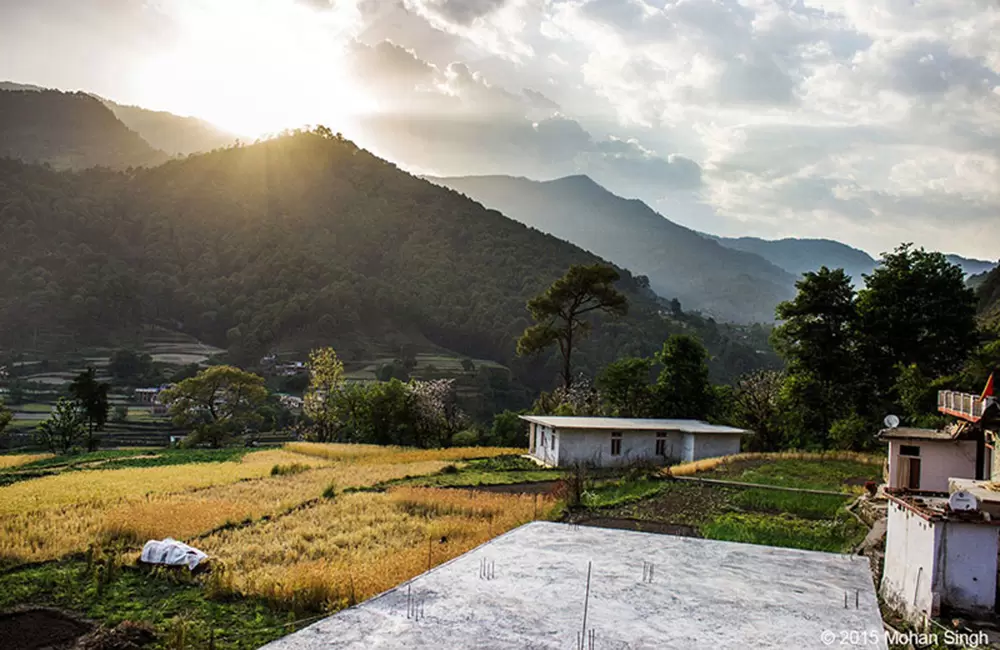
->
(519, 416), (750, 467)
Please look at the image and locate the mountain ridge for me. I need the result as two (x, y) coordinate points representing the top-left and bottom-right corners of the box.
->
(428, 174), (795, 323)
(0, 88), (168, 170)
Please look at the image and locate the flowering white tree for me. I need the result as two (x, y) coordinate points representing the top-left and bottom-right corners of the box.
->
(409, 378), (469, 447)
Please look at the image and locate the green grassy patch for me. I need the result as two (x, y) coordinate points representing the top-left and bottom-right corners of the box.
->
(465, 455), (540, 472)
(581, 478), (666, 508)
(405, 468), (561, 488)
(730, 489), (850, 520)
(0, 560), (302, 650)
(12, 403), (53, 413)
(704, 458), (882, 492)
(701, 511), (866, 552)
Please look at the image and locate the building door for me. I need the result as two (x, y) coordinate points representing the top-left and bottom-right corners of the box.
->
(898, 445), (921, 489)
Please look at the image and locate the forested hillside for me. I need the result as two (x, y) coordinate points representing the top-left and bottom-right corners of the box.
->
(978, 266), (1000, 326)
(102, 100), (237, 155)
(0, 89), (168, 169)
(429, 174), (795, 323)
(0, 130), (774, 389)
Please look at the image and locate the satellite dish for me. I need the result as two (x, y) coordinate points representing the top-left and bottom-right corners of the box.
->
(949, 490), (979, 512)
(884, 414), (901, 429)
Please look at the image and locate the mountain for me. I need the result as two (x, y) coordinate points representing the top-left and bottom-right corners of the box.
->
(0, 89), (168, 170)
(0, 131), (770, 388)
(713, 237), (877, 284)
(427, 174), (795, 324)
(715, 235), (995, 283)
(946, 255), (998, 278)
(100, 100), (237, 156)
(977, 266), (1000, 326)
(1, 81), (235, 157)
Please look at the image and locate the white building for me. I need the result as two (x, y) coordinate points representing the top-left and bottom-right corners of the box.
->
(520, 416), (750, 467)
(881, 490), (1000, 623)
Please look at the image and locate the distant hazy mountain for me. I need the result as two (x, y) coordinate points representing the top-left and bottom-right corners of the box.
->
(0, 88), (167, 170)
(714, 235), (995, 283)
(713, 237), (876, 284)
(1, 80), (235, 157)
(101, 100), (237, 156)
(946, 255), (997, 278)
(430, 174), (795, 323)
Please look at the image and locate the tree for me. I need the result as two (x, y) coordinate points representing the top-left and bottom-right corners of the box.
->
(597, 357), (654, 417)
(858, 244), (978, 392)
(517, 264), (628, 387)
(108, 349), (154, 384)
(652, 335), (714, 419)
(36, 398), (86, 454)
(772, 267), (859, 444)
(460, 358), (475, 373)
(159, 365), (269, 447)
(0, 400), (11, 439)
(410, 379), (468, 447)
(303, 347), (345, 442)
(487, 410), (527, 447)
(68, 368), (110, 451)
(733, 370), (785, 451)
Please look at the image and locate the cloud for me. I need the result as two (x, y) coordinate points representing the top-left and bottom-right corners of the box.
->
(410, 0), (510, 25)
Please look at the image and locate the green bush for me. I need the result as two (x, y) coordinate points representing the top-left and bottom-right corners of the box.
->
(322, 482), (337, 499)
(829, 412), (874, 450)
(451, 429), (479, 447)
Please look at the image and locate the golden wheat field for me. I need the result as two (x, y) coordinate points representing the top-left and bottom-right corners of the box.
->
(200, 487), (558, 612)
(0, 442), (551, 613)
(0, 453), (53, 469)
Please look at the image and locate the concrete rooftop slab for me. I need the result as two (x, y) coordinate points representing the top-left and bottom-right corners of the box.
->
(260, 522), (886, 650)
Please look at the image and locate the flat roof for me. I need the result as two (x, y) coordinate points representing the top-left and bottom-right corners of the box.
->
(260, 522), (885, 650)
(879, 426), (975, 441)
(519, 415), (750, 435)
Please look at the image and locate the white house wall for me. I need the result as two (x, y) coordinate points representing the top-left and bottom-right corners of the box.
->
(690, 433), (742, 462)
(886, 440), (978, 491)
(882, 501), (1000, 621)
(532, 424), (559, 466)
(552, 429), (685, 467)
(939, 522), (999, 612)
(881, 500), (940, 620)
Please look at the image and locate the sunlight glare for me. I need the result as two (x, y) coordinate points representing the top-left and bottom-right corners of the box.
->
(138, 0), (372, 137)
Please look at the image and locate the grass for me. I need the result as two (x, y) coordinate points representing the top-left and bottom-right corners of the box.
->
(667, 450), (884, 482)
(589, 458), (870, 552)
(581, 477), (666, 508)
(730, 488), (850, 520)
(0, 560), (299, 650)
(12, 402), (52, 413)
(701, 511), (866, 552)
(703, 458), (883, 492)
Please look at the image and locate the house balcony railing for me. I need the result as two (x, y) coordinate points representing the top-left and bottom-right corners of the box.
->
(938, 390), (986, 422)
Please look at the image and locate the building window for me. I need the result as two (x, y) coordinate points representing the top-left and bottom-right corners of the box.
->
(611, 432), (622, 456)
(900, 445), (920, 457)
(550, 433), (555, 450)
(655, 432), (666, 456)
(541, 431), (546, 450)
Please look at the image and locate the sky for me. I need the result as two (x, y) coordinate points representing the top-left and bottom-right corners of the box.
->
(1, 0), (998, 259)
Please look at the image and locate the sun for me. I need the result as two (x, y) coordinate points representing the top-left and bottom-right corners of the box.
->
(135, 0), (373, 138)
